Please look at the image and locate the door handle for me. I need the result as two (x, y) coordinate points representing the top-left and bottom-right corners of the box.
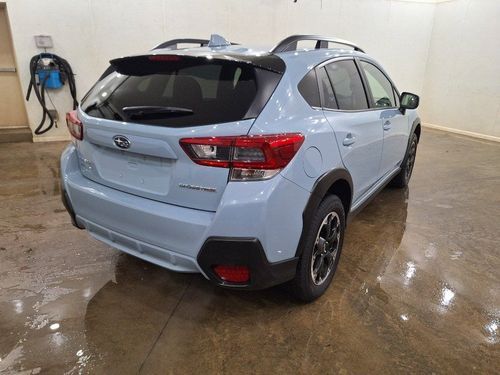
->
(383, 121), (392, 131)
(343, 134), (356, 146)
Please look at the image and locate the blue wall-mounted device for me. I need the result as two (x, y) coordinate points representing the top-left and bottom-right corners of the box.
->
(37, 68), (63, 89)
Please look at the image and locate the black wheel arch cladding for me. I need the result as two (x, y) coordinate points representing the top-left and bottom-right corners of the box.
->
(295, 168), (352, 258)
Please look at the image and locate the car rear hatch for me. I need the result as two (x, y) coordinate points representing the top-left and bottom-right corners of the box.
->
(75, 52), (285, 212)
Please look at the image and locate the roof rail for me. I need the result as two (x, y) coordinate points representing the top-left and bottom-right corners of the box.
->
(152, 38), (210, 50)
(270, 35), (365, 54)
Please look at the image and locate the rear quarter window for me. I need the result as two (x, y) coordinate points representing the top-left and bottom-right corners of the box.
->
(317, 67), (338, 109)
(298, 69), (320, 108)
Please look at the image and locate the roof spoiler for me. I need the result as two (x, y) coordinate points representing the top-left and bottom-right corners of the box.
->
(109, 53), (286, 76)
(271, 35), (365, 53)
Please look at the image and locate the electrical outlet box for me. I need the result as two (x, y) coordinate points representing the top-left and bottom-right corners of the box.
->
(48, 109), (58, 121)
(34, 35), (53, 48)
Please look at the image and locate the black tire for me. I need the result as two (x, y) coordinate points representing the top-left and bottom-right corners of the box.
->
(291, 195), (345, 302)
(390, 132), (418, 188)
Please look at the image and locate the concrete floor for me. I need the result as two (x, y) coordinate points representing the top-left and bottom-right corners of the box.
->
(0, 129), (499, 374)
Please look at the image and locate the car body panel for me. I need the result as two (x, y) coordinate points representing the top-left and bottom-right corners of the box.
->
(76, 109), (255, 212)
(379, 108), (410, 176)
(323, 110), (384, 203)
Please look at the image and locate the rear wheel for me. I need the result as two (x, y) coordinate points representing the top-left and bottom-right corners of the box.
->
(391, 133), (418, 188)
(291, 195), (345, 302)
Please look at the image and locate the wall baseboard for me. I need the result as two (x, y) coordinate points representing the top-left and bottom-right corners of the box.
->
(422, 123), (500, 143)
(32, 134), (71, 143)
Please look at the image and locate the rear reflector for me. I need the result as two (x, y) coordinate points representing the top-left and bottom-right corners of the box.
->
(180, 133), (304, 181)
(213, 265), (250, 283)
(66, 110), (83, 140)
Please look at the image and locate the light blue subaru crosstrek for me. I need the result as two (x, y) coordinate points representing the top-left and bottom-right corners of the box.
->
(61, 34), (420, 301)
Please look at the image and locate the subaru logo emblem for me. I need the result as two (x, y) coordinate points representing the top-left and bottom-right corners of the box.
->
(113, 135), (131, 149)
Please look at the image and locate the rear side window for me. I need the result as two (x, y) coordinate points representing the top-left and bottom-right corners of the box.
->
(298, 69), (320, 107)
(324, 60), (368, 111)
(81, 58), (282, 127)
(317, 68), (337, 109)
(360, 61), (396, 108)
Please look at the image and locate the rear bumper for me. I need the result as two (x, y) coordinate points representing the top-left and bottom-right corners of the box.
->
(60, 144), (307, 288)
(61, 144), (212, 273)
(61, 180), (204, 273)
(79, 217), (203, 273)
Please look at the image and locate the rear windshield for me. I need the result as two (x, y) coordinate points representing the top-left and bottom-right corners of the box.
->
(81, 58), (283, 127)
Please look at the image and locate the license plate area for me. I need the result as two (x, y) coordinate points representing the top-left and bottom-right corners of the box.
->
(93, 145), (173, 195)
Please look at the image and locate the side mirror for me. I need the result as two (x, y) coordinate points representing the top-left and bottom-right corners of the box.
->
(400, 92), (419, 113)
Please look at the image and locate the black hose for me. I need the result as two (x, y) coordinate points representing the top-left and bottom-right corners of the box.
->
(38, 75), (54, 134)
(26, 53), (78, 135)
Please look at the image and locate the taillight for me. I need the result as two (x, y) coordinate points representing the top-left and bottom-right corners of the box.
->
(66, 110), (83, 140)
(179, 133), (304, 181)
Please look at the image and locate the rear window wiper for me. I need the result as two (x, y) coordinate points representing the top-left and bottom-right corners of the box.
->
(123, 106), (193, 120)
(86, 101), (124, 121)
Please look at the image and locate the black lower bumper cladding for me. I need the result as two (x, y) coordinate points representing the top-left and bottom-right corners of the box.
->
(197, 237), (298, 290)
(60, 187), (84, 229)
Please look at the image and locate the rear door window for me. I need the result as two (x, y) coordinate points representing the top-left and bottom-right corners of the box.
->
(82, 58), (281, 127)
(324, 60), (368, 111)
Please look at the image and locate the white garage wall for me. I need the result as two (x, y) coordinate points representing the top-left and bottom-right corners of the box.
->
(5, 0), (436, 141)
(420, 0), (500, 140)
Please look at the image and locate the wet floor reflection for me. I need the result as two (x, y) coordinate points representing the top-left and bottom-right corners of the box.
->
(82, 188), (412, 373)
(83, 255), (192, 374)
(1, 130), (499, 374)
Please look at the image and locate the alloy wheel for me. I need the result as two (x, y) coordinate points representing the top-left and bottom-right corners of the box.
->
(405, 140), (417, 182)
(310, 212), (341, 286)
